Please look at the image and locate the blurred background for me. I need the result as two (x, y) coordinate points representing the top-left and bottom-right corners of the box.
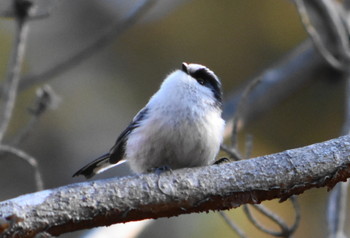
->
(0, 0), (346, 237)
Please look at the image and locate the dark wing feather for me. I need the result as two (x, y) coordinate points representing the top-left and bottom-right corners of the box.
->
(72, 153), (109, 178)
(109, 107), (149, 163)
(73, 107), (149, 178)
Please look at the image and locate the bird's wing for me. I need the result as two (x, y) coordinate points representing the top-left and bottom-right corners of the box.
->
(73, 107), (149, 178)
(108, 107), (149, 163)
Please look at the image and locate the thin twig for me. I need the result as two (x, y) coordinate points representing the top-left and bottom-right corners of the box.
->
(221, 67), (262, 161)
(294, 0), (341, 69)
(327, 70), (350, 238)
(0, 144), (43, 191)
(327, 182), (348, 238)
(11, 85), (60, 146)
(16, 0), (157, 93)
(0, 0), (32, 142)
(242, 197), (300, 238)
(298, 0), (350, 236)
(220, 144), (242, 161)
(243, 205), (286, 237)
(341, 71), (350, 135)
(0, 0), (45, 193)
(230, 76), (262, 149)
(296, 1), (350, 236)
(243, 205), (284, 237)
(294, 0), (350, 70)
(244, 134), (253, 160)
(27, 0), (62, 21)
(222, 40), (336, 123)
(287, 196), (301, 234)
(252, 205), (287, 227)
(218, 211), (247, 238)
(223, 70), (297, 237)
(11, 117), (38, 147)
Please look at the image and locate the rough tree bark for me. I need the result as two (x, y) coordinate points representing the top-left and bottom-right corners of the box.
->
(1, 135), (350, 237)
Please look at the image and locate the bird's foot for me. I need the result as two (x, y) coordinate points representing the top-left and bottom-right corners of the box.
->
(213, 157), (231, 165)
(148, 165), (172, 175)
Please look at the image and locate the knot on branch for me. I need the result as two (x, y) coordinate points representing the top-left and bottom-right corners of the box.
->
(14, 0), (33, 20)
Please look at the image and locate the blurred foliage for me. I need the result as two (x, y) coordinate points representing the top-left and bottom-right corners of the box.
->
(0, 0), (346, 237)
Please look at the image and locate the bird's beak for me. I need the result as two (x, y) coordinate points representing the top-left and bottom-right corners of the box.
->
(182, 62), (189, 74)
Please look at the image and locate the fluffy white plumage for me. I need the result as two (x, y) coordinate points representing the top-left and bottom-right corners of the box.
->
(73, 63), (225, 178)
(126, 68), (225, 173)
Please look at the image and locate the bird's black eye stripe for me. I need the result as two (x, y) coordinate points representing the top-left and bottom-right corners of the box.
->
(189, 69), (222, 106)
(197, 78), (205, 85)
(190, 69), (216, 86)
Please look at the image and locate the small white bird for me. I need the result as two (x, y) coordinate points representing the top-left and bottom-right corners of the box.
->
(73, 63), (225, 178)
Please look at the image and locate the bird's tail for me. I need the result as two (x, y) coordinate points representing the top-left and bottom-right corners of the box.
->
(73, 153), (124, 179)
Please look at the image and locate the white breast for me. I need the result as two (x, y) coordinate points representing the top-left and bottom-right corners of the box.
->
(125, 70), (225, 173)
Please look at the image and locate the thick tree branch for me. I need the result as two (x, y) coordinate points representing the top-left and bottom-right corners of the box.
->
(1, 135), (350, 237)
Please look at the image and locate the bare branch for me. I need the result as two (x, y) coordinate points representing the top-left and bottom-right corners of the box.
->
(0, 145), (43, 191)
(327, 70), (350, 238)
(1, 135), (350, 237)
(296, 1), (350, 236)
(0, 0), (58, 20)
(341, 73), (350, 135)
(0, 0), (32, 142)
(230, 73), (262, 148)
(16, 0), (157, 92)
(327, 181), (349, 238)
(220, 144), (242, 161)
(218, 211), (246, 238)
(10, 85), (60, 146)
(243, 205), (286, 237)
(294, 0), (350, 70)
(287, 196), (301, 234)
(244, 134), (253, 159)
(221, 40), (306, 235)
(0, 0), (44, 194)
(222, 40), (339, 124)
(243, 198), (300, 238)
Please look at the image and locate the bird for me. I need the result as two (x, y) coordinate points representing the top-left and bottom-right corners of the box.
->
(73, 62), (225, 179)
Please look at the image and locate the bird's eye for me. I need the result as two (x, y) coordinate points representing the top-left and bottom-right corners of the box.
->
(197, 78), (205, 85)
